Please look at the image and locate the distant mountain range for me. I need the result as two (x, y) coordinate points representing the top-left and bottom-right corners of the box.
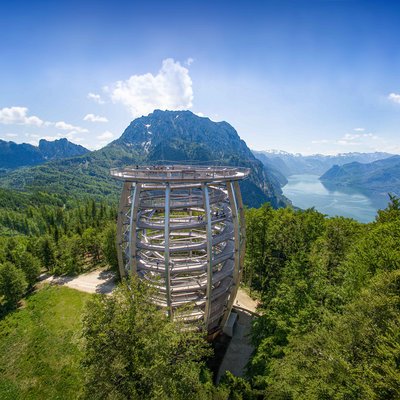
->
(0, 138), (89, 169)
(253, 149), (394, 178)
(320, 155), (400, 196)
(0, 111), (288, 208)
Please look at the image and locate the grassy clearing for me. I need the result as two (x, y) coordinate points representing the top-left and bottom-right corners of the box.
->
(0, 285), (91, 399)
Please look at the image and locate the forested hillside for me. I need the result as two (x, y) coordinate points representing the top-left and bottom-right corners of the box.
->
(0, 140), (398, 398)
(0, 180), (399, 398)
(0, 190), (118, 308)
(242, 198), (400, 398)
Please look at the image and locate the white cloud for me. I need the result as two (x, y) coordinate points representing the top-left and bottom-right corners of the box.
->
(0, 107), (88, 139)
(87, 93), (105, 104)
(83, 113), (108, 123)
(311, 139), (330, 144)
(186, 57), (194, 66)
(25, 131), (85, 146)
(91, 131), (115, 150)
(353, 127), (365, 132)
(388, 93), (400, 104)
(39, 135), (63, 142)
(88, 92), (105, 104)
(110, 58), (193, 117)
(97, 131), (114, 140)
(5, 133), (18, 138)
(311, 131), (384, 151)
(24, 133), (62, 146)
(0, 106), (43, 126)
(54, 121), (88, 133)
(343, 133), (379, 141)
(337, 139), (358, 146)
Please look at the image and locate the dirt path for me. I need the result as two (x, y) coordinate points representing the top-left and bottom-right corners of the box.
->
(40, 269), (116, 294)
(42, 270), (259, 311)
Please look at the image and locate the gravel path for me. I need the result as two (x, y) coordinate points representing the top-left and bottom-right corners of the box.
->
(40, 269), (116, 294)
(41, 270), (259, 311)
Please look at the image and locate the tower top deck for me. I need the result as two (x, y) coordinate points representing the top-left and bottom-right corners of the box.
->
(110, 165), (250, 183)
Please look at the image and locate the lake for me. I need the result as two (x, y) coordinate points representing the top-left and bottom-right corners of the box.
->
(282, 174), (390, 223)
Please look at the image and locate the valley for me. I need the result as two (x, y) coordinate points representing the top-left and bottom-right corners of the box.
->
(254, 149), (399, 221)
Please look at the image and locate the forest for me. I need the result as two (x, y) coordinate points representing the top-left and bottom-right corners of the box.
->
(0, 188), (399, 399)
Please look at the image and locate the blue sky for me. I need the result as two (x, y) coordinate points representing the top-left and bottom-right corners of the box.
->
(1, 0), (400, 154)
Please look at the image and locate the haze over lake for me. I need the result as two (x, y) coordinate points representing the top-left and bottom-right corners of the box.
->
(282, 174), (390, 223)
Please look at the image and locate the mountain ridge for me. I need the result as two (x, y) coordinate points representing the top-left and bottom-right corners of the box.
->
(0, 138), (89, 170)
(110, 110), (287, 207)
(0, 110), (288, 208)
(320, 155), (400, 195)
(253, 149), (395, 178)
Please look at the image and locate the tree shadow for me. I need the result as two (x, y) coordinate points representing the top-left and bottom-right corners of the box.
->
(95, 270), (117, 294)
(47, 275), (76, 286)
(0, 302), (17, 320)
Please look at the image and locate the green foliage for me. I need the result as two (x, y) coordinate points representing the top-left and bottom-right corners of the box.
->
(0, 187), (118, 278)
(54, 234), (84, 275)
(265, 270), (400, 399)
(218, 372), (258, 400)
(0, 286), (91, 399)
(340, 221), (400, 300)
(244, 196), (400, 399)
(81, 278), (212, 400)
(14, 251), (41, 288)
(376, 193), (400, 223)
(101, 222), (119, 273)
(0, 163), (399, 399)
(38, 235), (56, 271)
(82, 227), (102, 267)
(0, 262), (27, 307)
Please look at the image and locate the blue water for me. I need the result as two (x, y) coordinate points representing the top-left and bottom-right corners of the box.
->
(282, 174), (390, 223)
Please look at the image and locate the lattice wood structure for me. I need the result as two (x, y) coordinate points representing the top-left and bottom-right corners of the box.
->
(111, 165), (249, 332)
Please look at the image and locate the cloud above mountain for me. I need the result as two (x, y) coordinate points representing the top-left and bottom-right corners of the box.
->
(0, 107), (43, 126)
(0, 106), (90, 146)
(388, 93), (400, 104)
(109, 58), (193, 117)
(83, 114), (108, 123)
(87, 92), (105, 104)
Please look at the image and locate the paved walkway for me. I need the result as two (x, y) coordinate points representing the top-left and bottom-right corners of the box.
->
(217, 289), (259, 381)
(234, 288), (259, 313)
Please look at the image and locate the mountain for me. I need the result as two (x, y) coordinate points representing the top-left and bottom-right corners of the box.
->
(111, 110), (287, 207)
(0, 138), (89, 170)
(0, 140), (43, 169)
(0, 110), (288, 208)
(251, 152), (291, 185)
(320, 155), (400, 195)
(38, 138), (89, 160)
(253, 150), (394, 178)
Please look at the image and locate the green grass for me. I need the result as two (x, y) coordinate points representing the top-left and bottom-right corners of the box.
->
(0, 285), (92, 399)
